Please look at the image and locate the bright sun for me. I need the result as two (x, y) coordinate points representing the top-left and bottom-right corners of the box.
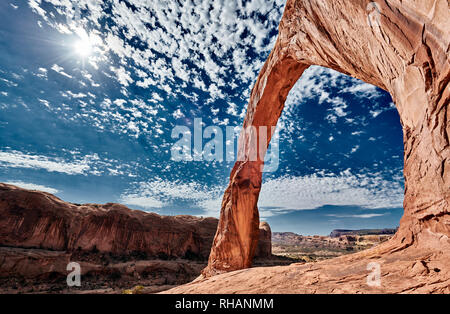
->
(74, 39), (92, 57)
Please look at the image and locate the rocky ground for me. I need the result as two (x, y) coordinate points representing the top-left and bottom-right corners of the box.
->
(0, 246), (206, 294)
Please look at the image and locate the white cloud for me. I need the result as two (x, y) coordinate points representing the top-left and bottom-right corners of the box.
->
(369, 102), (396, 118)
(28, 0), (285, 102)
(172, 109), (184, 119)
(119, 195), (163, 209)
(350, 145), (360, 153)
(65, 91), (87, 99)
(18, 1), (286, 140)
(110, 66), (133, 87)
(326, 213), (387, 219)
(4, 181), (59, 194)
(28, 0), (47, 20)
(226, 102), (238, 116)
(51, 64), (72, 79)
(341, 81), (381, 99)
(120, 169), (404, 217)
(38, 98), (50, 108)
(0, 150), (91, 174)
(35, 67), (48, 79)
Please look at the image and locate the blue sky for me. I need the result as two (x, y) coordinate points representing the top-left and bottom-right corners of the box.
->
(0, 0), (404, 235)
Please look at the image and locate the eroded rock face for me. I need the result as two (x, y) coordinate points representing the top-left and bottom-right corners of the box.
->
(203, 0), (449, 277)
(255, 222), (272, 258)
(0, 183), (271, 261)
(0, 183), (217, 259)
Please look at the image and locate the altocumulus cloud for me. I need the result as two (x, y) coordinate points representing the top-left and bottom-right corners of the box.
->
(23, 0), (392, 144)
(16, 0), (404, 223)
(258, 170), (404, 213)
(280, 65), (386, 135)
(28, 0), (286, 103)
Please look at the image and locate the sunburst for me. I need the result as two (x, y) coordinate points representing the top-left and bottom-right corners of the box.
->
(74, 38), (92, 57)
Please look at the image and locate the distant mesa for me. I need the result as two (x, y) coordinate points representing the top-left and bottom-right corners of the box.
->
(329, 228), (398, 238)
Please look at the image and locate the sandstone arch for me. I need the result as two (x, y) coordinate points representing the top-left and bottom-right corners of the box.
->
(203, 0), (449, 277)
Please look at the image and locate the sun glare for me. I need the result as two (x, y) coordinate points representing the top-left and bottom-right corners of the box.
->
(74, 39), (92, 57)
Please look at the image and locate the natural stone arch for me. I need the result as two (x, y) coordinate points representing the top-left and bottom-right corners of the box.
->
(203, 0), (449, 277)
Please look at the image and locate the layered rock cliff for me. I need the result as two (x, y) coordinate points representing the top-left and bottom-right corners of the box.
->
(202, 0), (449, 279)
(0, 183), (218, 260)
(329, 229), (397, 238)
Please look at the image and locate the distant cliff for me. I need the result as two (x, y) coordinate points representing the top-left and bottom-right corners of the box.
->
(329, 229), (398, 238)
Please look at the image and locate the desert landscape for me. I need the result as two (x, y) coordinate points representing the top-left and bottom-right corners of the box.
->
(173, 0), (449, 294)
(0, 0), (448, 298)
(0, 183), (399, 294)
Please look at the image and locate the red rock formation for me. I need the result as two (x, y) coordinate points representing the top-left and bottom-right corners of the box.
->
(0, 183), (217, 259)
(203, 0), (449, 277)
(255, 222), (272, 258)
(0, 183), (271, 260)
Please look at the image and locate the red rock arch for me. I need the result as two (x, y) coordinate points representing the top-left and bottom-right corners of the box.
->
(203, 0), (449, 277)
